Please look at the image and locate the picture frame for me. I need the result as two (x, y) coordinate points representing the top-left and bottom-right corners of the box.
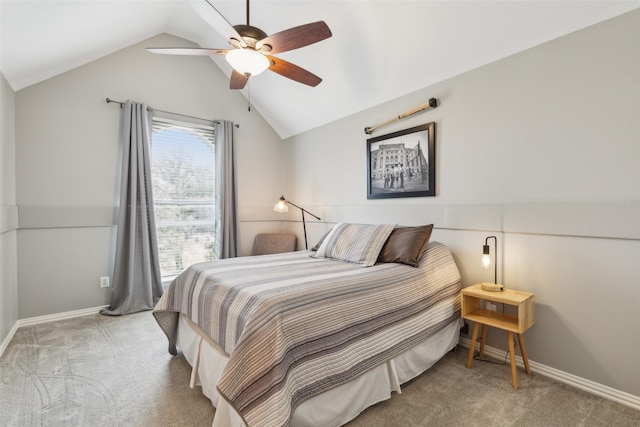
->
(366, 122), (436, 199)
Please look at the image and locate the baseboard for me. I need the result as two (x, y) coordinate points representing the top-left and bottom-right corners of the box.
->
(0, 305), (109, 358)
(0, 321), (20, 358)
(17, 305), (109, 328)
(459, 337), (640, 411)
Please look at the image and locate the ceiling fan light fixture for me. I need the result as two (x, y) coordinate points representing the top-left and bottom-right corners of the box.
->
(226, 49), (270, 77)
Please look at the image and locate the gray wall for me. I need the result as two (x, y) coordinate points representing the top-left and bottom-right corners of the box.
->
(1, 72), (19, 345)
(14, 33), (286, 320)
(280, 10), (640, 397)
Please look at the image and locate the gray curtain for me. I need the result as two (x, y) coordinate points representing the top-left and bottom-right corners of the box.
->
(103, 100), (163, 316)
(214, 120), (241, 258)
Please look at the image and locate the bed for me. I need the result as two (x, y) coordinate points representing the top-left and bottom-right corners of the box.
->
(153, 223), (462, 427)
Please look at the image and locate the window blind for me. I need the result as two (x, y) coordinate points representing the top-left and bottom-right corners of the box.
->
(151, 118), (216, 278)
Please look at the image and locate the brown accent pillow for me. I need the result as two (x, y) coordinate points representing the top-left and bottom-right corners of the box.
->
(377, 224), (434, 267)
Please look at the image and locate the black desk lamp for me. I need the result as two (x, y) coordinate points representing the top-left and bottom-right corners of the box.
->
(273, 196), (321, 250)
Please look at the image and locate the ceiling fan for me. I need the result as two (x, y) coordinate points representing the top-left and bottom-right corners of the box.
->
(147, 0), (332, 90)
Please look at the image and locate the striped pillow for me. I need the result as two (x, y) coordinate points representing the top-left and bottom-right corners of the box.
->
(313, 223), (396, 266)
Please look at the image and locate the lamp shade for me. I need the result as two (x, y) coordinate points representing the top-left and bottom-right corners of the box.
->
(482, 244), (491, 268)
(273, 196), (289, 213)
(226, 49), (270, 77)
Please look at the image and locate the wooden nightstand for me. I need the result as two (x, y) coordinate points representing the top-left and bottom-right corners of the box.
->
(461, 284), (535, 389)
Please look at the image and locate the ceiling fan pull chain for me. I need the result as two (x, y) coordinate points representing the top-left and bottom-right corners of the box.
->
(248, 81), (251, 112)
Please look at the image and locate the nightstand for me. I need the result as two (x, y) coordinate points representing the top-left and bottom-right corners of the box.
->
(461, 284), (535, 389)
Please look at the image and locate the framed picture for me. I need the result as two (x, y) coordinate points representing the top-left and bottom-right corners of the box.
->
(367, 122), (436, 199)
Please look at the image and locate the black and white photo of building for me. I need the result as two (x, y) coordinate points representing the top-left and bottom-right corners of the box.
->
(369, 139), (429, 194)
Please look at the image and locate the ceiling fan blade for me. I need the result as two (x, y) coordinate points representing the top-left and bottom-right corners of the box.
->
(189, 0), (247, 48)
(230, 69), (249, 90)
(257, 21), (332, 54)
(146, 47), (227, 56)
(267, 56), (322, 87)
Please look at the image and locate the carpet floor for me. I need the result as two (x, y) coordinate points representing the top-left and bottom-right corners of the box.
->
(1, 312), (638, 426)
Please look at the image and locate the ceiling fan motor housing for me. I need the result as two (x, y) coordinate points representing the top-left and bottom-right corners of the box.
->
(232, 25), (271, 52)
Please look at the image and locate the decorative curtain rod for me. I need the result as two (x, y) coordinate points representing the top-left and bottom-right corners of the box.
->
(105, 98), (239, 128)
(364, 98), (438, 135)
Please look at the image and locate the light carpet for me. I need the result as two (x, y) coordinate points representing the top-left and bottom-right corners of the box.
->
(1, 312), (638, 426)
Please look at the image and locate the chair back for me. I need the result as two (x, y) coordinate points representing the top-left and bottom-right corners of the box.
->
(253, 233), (297, 255)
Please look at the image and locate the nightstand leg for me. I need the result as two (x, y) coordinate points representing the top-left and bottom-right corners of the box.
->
(466, 322), (481, 369)
(508, 331), (518, 389)
(517, 333), (531, 375)
(479, 325), (488, 357)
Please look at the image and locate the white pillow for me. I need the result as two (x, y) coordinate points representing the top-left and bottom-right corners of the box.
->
(313, 223), (396, 266)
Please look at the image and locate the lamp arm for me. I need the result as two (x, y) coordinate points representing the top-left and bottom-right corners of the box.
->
(301, 210), (308, 250)
(285, 200), (321, 221)
(281, 199), (321, 251)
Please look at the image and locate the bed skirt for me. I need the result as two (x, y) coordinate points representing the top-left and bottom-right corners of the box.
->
(177, 314), (462, 427)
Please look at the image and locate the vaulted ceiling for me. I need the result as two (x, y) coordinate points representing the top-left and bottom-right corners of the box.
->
(2, 1), (639, 138)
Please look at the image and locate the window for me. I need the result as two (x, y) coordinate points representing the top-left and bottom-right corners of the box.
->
(151, 116), (216, 279)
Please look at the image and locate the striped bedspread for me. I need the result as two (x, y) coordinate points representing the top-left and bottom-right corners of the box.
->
(153, 241), (461, 427)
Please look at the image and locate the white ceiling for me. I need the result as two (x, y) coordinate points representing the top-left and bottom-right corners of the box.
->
(2, 1), (639, 139)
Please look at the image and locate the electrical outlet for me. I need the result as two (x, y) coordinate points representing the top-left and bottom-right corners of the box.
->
(100, 276), (110, 288)
(486, 302), (497, 312)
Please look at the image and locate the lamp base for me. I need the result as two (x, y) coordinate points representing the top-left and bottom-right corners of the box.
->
(481, 282), (504, 292)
